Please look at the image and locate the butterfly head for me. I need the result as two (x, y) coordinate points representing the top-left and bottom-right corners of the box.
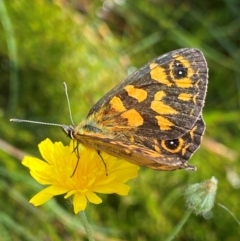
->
(62, 125), (75, 139)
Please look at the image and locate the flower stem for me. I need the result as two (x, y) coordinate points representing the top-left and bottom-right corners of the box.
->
(163, 210), (192, 241)
(79, 211), (95, 241)
(218, 203), (240, 225)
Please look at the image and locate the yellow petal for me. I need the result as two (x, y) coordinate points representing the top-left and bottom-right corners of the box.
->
(110, 162), (139, 182)
(114, 183), (130, 195)
(22, 156), (49, 170)
(30, 186), (68, 206)
(22, 156), (53, 185)
(30, 171), (52, 185)
(92, 183), (130, 195)
(85, 191), (102, 204)
(64, 190), (78, 199)
(38, 138), (55, 164)
(30, 191), (53, 206)
(73, 193), (87, 213)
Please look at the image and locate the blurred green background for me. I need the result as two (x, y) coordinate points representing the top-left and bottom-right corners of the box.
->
(0, 0), (240, 240)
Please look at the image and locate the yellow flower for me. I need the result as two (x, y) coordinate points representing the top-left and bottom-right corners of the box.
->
(22, 138), (139, 214)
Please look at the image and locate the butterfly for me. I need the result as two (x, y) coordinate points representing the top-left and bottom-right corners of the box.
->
(62, 48), (208, 171)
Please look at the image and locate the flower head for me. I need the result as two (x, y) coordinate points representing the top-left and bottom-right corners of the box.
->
(185, 176), (218, 215)
(22, 138), (139, 214)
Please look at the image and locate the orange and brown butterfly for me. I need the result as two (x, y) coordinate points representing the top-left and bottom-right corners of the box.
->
(63, 48), (208, 171)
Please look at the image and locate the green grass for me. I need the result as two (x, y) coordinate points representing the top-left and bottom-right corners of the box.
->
(0, 0), (240, 240)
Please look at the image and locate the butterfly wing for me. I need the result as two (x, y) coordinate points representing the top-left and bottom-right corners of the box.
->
(72, 48), (207, 170)
(87, 48), (208, 140)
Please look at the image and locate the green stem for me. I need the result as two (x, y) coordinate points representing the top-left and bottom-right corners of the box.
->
(164, 210), (192, 241)
(79, 211), (95, 241)
(218, 203), (240, 225)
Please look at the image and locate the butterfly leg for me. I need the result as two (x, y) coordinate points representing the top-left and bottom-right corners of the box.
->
(71, 141), (80, 177)
(97, 150), (108, 176)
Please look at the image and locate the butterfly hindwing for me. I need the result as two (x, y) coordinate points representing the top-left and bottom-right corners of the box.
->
(74, 116), (205, 170)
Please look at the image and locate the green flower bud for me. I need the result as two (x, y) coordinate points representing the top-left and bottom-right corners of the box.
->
(185, 177), (218, 215)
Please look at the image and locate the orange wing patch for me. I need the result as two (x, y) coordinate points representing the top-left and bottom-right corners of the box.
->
(124, 85), (147, 102)
(110, 96), (126, 112)
(175, 78), (193, 88)
(150, 63), (172, 86)
(151, 101), (178, 115)
(155, 116), (174, 131)
(153, 139), (161, 153)
(178, 93), (198, 104)
(178, 93), (192, 101)
(189, 125), (197, 140)
(121, 109), (143, 127)
(151, 90), (178, 115)
(154, 90), (166, 100)
(181, 143), (190, 155)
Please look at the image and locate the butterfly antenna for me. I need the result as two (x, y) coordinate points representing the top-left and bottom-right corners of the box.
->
(11, 82), (74, 129)
(10, 118), (67, 128)
(63, 82), (75, 126)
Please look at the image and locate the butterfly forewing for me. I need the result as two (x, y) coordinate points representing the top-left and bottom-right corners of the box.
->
(86, 48), (208, 140)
